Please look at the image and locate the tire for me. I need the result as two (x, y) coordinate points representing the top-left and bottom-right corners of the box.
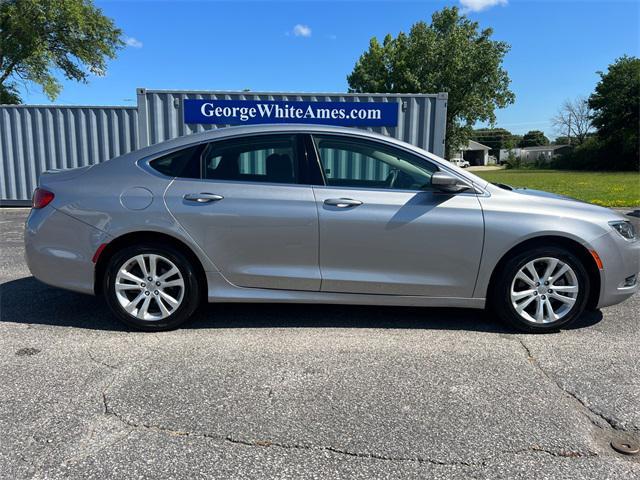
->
(490, 246), (590, 333)
(103, 243), (200, 331)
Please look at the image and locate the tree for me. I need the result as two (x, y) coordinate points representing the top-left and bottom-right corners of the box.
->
(551, 96), (593, 145)
(472, 128), (517, 156)
(519, 130), (549, 148)
(0, 0), (123, 104)
(347, 7), (515, 158)
(553, 136), (571, 145)
(0, 83), (20, 103)
(504, 134), (522, 150)
(588, 56), (639, 170)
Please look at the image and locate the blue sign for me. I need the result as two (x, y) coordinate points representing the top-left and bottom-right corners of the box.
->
(183, 99), (398, 127)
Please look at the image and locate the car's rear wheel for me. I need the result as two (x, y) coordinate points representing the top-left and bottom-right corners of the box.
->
(103, 244), (200, 331)
(491, 246), (590, 332)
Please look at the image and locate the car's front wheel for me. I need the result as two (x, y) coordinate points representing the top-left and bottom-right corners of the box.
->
(103, 244), (200, 331)
(492, 246), (590, 332)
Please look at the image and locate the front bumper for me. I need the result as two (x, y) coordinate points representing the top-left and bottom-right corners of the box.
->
(25, 207), (109, 295)
(590, 230), (640, 309)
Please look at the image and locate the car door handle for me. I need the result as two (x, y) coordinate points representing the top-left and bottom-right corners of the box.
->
(324, 198), (363, 208)
(183, 193), (224, 203)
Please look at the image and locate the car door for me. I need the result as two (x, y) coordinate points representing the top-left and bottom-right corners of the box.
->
(308, 133), (484, 298)
(162, 134), (321, 291)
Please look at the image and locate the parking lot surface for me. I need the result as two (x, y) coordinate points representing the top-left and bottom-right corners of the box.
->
(1, 208), (639, 479)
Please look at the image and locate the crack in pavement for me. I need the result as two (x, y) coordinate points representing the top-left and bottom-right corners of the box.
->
(103, 406), (483, 467)
(97, 384), (597, 468)
(28, 357), (128, 477)
(22, 338), (607, 473)
(87, 350), (118, 371)
(519, 445), (598, 459)
(78, 336), (610, 469)
(515, 337), (630, 433)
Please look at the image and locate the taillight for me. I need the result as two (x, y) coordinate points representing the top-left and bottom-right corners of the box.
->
(32, 188), (55, 209)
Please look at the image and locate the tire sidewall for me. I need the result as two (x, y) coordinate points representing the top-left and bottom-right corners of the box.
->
(493, 246), (590, 332)
(103, 244), (200, 331)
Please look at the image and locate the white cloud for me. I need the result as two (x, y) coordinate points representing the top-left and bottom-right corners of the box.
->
(125, 36), (143, 48)
(292, 24), (312, 38)
(459, 0), (507, 13)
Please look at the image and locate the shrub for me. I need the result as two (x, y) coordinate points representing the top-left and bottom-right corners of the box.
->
(504, 152), (520, 169)
(550, 137), (626, 170)
(505, 153), (551, 170)
(533, 154), (551, 169)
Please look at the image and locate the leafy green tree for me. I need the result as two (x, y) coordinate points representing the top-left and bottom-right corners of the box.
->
(472, 128), (516, 156)
(588, 56), (639, 170)
(0, 0), (123, 104)
(0, 83), (20, 103)
(347, 7), (514, 158)
(519, 130), (549, 148)
(504, 134), (522, 150)
(553, 136), (572, 145)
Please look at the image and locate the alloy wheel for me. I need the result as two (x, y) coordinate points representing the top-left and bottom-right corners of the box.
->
(510, 256), (579, 324)
(114, 254), (185, 321)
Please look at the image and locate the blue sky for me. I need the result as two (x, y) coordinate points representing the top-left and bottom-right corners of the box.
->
(22, 0), (639, 138)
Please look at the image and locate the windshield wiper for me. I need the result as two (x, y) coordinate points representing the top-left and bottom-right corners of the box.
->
(493, 182), (514, 191)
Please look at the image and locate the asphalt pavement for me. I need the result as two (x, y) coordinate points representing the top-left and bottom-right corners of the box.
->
(1, 208), (639, 479)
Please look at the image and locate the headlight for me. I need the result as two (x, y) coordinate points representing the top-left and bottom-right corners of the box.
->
(609, 220), (637, 240)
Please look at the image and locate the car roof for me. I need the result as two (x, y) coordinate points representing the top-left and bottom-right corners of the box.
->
(131, 124), (423, 159)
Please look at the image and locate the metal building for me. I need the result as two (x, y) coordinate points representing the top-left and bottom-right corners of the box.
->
(0, 105), (139, 205)
(0, 89), (448, 204)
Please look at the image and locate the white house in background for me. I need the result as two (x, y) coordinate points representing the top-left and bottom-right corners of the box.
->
(450, 140), (491, 166)
(499, 144), (572, 164)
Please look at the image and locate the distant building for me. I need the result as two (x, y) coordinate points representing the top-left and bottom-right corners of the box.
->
(451, 140), (491, 166)
(499, 144), (572, 164)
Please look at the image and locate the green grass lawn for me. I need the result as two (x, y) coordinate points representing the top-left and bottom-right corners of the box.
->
(473, 170), (640, 208)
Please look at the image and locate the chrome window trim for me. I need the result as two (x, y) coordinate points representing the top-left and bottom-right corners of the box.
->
(138, 133), (304, 186)
(136, 128), (489, 195)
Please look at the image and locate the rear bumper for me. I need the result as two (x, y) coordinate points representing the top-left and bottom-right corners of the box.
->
(25, 207), (109, 295)
(591, 231), (640, 309)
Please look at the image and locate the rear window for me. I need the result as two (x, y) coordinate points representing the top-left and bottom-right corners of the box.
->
(149, 145), (201, 178)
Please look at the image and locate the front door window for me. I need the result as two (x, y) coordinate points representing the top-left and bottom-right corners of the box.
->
(312, 135), (437, 191)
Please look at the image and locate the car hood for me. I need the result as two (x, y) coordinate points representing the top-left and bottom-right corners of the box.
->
(487, 183), (626, 224)
(512, 187), (580, 202)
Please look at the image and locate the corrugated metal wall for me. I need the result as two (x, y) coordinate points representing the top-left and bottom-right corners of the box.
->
(136, 89), (448, 157)
(0, 105), (138, 203)
(1, 89), (447, 204)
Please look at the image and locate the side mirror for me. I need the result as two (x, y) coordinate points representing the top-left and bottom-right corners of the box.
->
(431, 171), (471, 193)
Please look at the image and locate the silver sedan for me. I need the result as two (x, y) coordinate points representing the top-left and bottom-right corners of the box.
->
(24, 125), (639, 332)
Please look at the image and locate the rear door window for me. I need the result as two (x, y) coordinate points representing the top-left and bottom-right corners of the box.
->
(202, 135), (299, 184)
